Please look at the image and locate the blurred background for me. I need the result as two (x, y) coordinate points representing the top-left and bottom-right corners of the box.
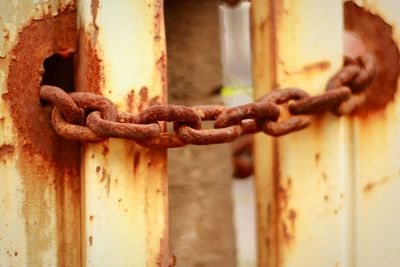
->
(165, 1), (256, 266)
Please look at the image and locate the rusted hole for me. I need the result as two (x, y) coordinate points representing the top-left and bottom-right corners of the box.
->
(40, 53), (75, 107)
(344, 1), (400, 113)
(41, 53), (75, 91)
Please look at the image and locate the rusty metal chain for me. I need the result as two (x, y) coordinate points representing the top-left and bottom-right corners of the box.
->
(40, 54), (376, 149)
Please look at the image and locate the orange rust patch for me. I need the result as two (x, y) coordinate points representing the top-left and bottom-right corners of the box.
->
(138, 87), (149, 112)
(4, 8), (81, 266)
(126, 89), (135, 113)
(363, 176), (390, 194)
(76, 28), (103, 94)
(0, 144), (14, 160)
(302, 61), (331, 72)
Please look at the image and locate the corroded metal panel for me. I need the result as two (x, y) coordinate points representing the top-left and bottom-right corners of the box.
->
(0, 1), (80, 266)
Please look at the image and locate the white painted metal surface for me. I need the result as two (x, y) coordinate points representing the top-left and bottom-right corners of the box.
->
(252, 0), (352, 266)
(253, 1), (400, 267)
(77, 1), (169, 266)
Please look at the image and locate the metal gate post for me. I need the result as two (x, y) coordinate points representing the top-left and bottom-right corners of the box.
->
(252, 1), (351, 266)
(77, 1), (169, 266)
(0, 2), (80, 266)
(350, 1), (400, 266)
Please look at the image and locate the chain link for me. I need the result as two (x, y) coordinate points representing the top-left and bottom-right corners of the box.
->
(40, 54), (377, 148)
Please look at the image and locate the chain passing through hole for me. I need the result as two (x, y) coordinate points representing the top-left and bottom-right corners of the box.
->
(39, 54), (376, 150)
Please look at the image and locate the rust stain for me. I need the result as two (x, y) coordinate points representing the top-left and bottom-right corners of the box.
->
(133, 151), (141, 174)
(281, 222), (291, 244)
(156, 53), (168, 101)
(89, 215), (94, 223)
(76, 28), (103, 94)
(302, 61), (331, 72)
(102, 142), (109, 156)
(96, 166), (101, 173)
(144, 149), (169, 267)
(153, 0), (163, 42)
(0, 144), (14, 161)
(126, 89), (135, 113)
(3, 28), (9, 41)
(149, 96), (162, 107)
(90, 0), (100, 31)
(324, 195), (330, 202)
(269, 139), (281, 265)
(5, 7), (81, 267)
(321, 171), (328, 182)
(89, 235), (93, 246)
(168, 254), (176, 267)
(279, 179), (297, 248)
(288, 209), (297, 224)
(100, 168), (111, 195)
(363, 176), (390, 194)
(314, 152), (320, 166)
(138, 87), (149, 112)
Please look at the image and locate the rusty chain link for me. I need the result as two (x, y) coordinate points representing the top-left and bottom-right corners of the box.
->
(40, 54), (377, 149)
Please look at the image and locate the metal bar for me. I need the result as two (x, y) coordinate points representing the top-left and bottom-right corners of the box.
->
(77, 1), (169, 266)
(252, 1), (351, 266)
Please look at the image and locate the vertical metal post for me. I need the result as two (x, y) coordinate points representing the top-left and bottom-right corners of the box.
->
(77, 1), (169, 266)
(252, 1), (350, 266)
(0, 1), (80, 266)
(350, 1), (400, 266)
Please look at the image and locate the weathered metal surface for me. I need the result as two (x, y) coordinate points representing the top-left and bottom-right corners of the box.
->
(252, 0), (350, 266)
(348, 1), (400, 266)
(0, 1), (80, 266)
(76, 0), (169, 266)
